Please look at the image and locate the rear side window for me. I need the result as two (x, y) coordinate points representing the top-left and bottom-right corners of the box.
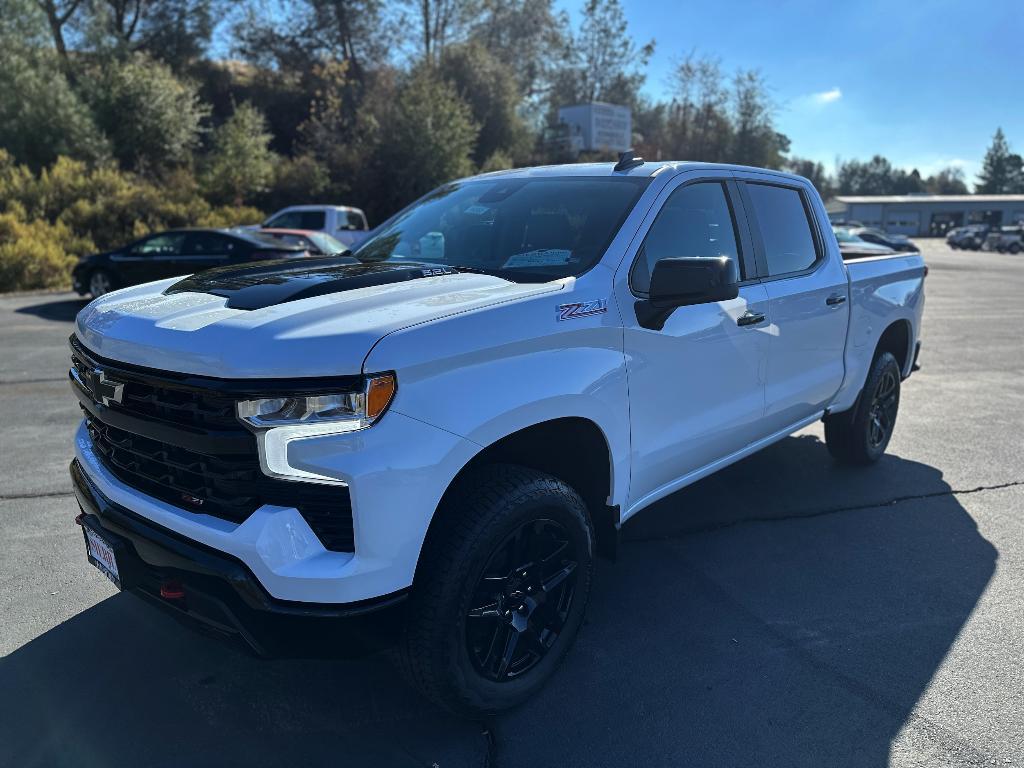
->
(630, 181), (741, 295)
(745, 183), (819, 276)
(266, 211), (326, 230)
(183, 232), (235, 255)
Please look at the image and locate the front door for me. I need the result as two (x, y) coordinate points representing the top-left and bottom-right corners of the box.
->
(618, 174), (771, 513)
(109, 232), (187, 285)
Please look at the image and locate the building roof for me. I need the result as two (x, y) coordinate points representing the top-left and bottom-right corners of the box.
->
(835, 194), (1024, 204)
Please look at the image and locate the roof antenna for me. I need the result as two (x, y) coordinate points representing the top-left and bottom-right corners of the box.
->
(613, 150), (644, 172)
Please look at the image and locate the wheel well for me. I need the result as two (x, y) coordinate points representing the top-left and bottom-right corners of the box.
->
(876, 320), (911, 374)
(423, 418), (618, 566)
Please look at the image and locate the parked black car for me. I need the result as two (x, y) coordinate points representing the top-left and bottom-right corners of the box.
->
(848, 227), (917, 252)
(72, 228), (312, 298)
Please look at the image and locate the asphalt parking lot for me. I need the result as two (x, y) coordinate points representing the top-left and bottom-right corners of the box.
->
(1, 240), (1022, 767)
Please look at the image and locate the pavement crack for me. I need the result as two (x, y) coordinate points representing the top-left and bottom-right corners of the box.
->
(0, 377), (67, 386)
(0, 490), (73, 501)
(625, 479), (1024, 542)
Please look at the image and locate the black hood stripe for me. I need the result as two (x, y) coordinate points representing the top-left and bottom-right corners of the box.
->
(164, 257), (459, 310)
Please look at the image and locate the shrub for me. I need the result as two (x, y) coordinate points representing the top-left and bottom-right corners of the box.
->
(0, 209), (93, 291)
(0, 153), (265, 291)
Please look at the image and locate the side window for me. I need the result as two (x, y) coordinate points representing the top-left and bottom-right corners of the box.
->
(183, 232), (235, 255)
(745, 183), (820, 276)
(343, 210), (367, 231)
(630, 181), (741, 295)
(130, 232), (185, 256)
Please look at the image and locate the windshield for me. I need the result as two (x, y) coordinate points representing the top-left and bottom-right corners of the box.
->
(833, 229), (865, 243)
(261, 231), (347, 254)
(352, 177), (651, 282)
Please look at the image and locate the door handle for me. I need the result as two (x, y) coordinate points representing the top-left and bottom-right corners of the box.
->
(826, 293), (847, 306)
(737, 310), (766, 327)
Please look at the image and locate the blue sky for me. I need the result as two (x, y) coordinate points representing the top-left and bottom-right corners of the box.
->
(559, 0), (1023, 184)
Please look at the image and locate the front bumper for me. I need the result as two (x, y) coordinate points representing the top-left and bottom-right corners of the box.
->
(71, 458), (407, 657)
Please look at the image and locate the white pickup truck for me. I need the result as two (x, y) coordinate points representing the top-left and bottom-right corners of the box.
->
(260, 204), (371, 248)
(69, 158), (925, 715)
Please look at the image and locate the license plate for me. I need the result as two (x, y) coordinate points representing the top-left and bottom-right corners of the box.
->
(85, 528), (121, 588)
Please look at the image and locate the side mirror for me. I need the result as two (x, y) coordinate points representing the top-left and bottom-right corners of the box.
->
(636, 256), (739, 330)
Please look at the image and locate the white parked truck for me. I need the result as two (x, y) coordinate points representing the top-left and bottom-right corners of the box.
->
(260, 205), (370, 248)
(69, 158), (925, 715)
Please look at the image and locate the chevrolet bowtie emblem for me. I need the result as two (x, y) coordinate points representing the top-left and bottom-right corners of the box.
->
(90, 368), (125, 407)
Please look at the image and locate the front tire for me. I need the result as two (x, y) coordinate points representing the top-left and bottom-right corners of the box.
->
(824, 351), (901, 465)
(395, 464), (594, 716)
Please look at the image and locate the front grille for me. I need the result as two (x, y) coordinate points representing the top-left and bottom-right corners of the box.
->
(72, 337), (355, 552)
(85, 414), (261, 523)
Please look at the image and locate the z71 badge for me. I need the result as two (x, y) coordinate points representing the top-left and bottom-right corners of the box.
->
(557, 298), (608, 321)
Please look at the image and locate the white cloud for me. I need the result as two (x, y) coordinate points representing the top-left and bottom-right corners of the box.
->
(813, 87), (842, 104)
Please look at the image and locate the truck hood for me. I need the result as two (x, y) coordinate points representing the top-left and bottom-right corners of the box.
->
(75, 258), (564, 378)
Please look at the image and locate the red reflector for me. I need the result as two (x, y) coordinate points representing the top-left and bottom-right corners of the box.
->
(160, 581), (186, 600)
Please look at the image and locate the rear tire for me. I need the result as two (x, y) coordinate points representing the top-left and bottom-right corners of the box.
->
(824, 351), (901, 465)
(394, 464), (594, 716)
(88, 269), (116, 298)
(1009, 243), (1021, 254)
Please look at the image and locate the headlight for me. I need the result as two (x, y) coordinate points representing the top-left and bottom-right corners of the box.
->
(236, 373), (396, 485)
(237, 373), (396, 430)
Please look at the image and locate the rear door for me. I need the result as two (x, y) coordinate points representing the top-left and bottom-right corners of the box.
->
(737, 176), (849, 435)
(172, 232), (238, 277)
(618, 172), (771, 511)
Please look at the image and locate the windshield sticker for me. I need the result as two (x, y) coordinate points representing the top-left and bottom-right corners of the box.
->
(557, 298), (608, 321)
(463, 204), (491, 215)
(502, 249), (572, 268)
(418, 232), (445, 260)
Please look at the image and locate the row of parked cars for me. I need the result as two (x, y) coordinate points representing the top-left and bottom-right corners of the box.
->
(831, 226), (917, 258)
(72, 205), (370, 297)
(946, 224), (1023, 253)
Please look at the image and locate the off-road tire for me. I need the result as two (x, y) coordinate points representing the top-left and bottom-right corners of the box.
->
(824, 351), (902, 465)
(394, 464), (594, 716)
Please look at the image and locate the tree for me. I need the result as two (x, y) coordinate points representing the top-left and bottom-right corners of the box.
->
(925, 167), (968, 195)
(976, 128), (1024, 194)
(731, 69), (789, 169)
(32, 0), (84, 77)
(837, 155), (924, 196)
(89, 0), (220, 72)
(0, 0), (109, 168)
(785, 157), (834, 198)
(468, 0), (567, 101)
(549, 0), (654, 111)
(439, 42), (530, 165)
(406, 0), (477, 63)
(84, 54), (208, 174)
(202, 103), (278, 206)
(369, 69), (478, 217)
(664, 54), (731, 162)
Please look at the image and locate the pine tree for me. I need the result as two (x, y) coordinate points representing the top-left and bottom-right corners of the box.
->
(976, 128), (1024, 194)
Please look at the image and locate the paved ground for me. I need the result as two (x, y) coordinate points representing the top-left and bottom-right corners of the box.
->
(1, 241), (1022, 767)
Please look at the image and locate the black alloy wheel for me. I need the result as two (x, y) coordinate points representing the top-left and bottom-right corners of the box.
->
(466, 518), (579, 681)
(867, 366), (899, 449)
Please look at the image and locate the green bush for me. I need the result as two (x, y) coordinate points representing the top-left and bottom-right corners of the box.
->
(0, 208), (93, 291)
(0, 151), (265, 292)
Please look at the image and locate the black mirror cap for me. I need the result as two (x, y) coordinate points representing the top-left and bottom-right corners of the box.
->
(648, 256), (739, 308)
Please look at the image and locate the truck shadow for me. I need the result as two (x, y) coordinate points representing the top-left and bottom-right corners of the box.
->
(14, 297), (88, 323)
(0, 434), (996, 767)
